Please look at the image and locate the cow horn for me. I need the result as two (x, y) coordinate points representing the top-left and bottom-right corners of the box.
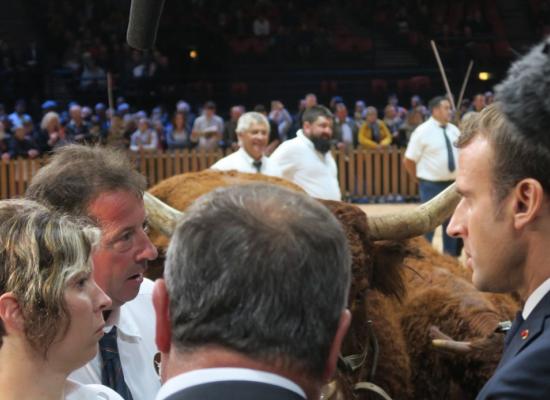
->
(367, 183), (461, 241)
(143, 192), (184, 236)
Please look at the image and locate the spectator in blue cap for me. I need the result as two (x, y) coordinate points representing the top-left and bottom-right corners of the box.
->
(41, 100), (58, 114)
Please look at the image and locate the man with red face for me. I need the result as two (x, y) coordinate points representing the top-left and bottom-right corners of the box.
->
(271, 105), (341, 200)
(210, 111), (282, 177)
(447, 38), (550, 399)
(26, 144), (160, 400)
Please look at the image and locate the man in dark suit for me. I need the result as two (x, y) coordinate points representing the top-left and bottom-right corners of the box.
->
(446, 38), (550, 399)
(152, 183), (352, 400)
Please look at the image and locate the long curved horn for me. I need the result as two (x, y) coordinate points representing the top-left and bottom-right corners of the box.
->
(367, 183), (461, 241)
(143, 192), (183, 237)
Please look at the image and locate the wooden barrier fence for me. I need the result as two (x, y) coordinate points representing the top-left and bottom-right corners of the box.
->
(0, 147), (418, 200)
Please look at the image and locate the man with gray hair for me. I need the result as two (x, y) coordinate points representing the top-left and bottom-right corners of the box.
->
(153, 183), (352, 400)
(210, 111), (282, 176)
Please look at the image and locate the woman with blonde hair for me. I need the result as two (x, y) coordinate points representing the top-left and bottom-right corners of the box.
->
(0, 199), (122, 400)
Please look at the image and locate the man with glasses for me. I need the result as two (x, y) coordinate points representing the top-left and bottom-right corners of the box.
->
(26, 144), (160, 400)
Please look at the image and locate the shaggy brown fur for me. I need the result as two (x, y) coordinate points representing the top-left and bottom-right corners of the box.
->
(146, 170), (303, 279)
(146, 171), (520, 400)
(401, 237), (519, 399)
(321, 201), (412, 399)
(400, 288), (506, 399)
(147, 172), (414, 398)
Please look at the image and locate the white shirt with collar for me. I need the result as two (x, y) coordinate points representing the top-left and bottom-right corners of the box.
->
(155, 368), (306, 400)
(405, 117), (460, 182)
(522, 277), (550, 320)
(270, 130), (341, 200)
(69, 278), (161, 400)
(65, 379), (124, 400)
(210, 147), (283, 177)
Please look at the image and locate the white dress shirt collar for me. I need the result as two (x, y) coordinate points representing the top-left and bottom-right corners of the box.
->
(427, 116), (442, 128)
(296, 129), (314, 150)
(522, 277), (550, 319)
(105, 304), (141, 340)
(155, 367), (306, 400)
(237, 147), (264, 168)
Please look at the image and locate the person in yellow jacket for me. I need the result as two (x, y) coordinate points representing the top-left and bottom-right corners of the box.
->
(358, 106), (392, 149)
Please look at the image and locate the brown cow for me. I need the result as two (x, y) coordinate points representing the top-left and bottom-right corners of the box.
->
(144, 170), (519, 399)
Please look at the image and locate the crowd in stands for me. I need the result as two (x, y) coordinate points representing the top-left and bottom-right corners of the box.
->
(3, 0), (546, 106)
(0, 91), (493, 161)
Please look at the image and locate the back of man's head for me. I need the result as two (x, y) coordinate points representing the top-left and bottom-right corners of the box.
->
(495, 37), (550, 151)
(164, 183), (351, 379)
(26, 144), (146, 216)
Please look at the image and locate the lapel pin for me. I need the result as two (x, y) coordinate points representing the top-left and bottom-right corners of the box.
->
(520, 329), (529, 340)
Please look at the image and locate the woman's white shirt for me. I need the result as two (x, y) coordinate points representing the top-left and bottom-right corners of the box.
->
(65, 379), (124, 400)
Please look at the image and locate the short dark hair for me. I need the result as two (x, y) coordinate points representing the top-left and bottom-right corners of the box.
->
(457, 102), (550, 202)
(165, 183), (351, 379)
(204, 101), (216, 110)
(428, 96), (449, 112)
(302, 105), (334, 125)
(253, 104), (267, 113)
(26, 144), (146, 216)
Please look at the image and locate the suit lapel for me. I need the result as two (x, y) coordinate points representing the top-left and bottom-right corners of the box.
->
(499, 291), (550, 367)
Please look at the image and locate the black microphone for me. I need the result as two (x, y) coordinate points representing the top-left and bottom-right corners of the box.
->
(127, 0), (167, 50)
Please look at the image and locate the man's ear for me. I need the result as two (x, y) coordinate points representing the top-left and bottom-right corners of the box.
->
(302, 121), (311, 135)
(152, 279), (171, 354)
(513, 178), (544, 230)
(323, 309), (352, 382)
(0, 293), (24, 334)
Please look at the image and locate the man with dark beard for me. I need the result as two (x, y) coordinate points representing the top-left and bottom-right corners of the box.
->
(271, 105), (341, 200)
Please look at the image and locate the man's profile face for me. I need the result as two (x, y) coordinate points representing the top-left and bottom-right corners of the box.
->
(88, 190), (158, 309)
(239, 122), (269, 161)
(433, 100), (452, 123)
(447, 136), (521, 293)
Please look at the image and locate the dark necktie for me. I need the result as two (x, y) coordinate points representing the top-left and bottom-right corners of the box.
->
(252, 160), (262, 173)
(441, 126), (456, 172)
(99, 326), (134, 400)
